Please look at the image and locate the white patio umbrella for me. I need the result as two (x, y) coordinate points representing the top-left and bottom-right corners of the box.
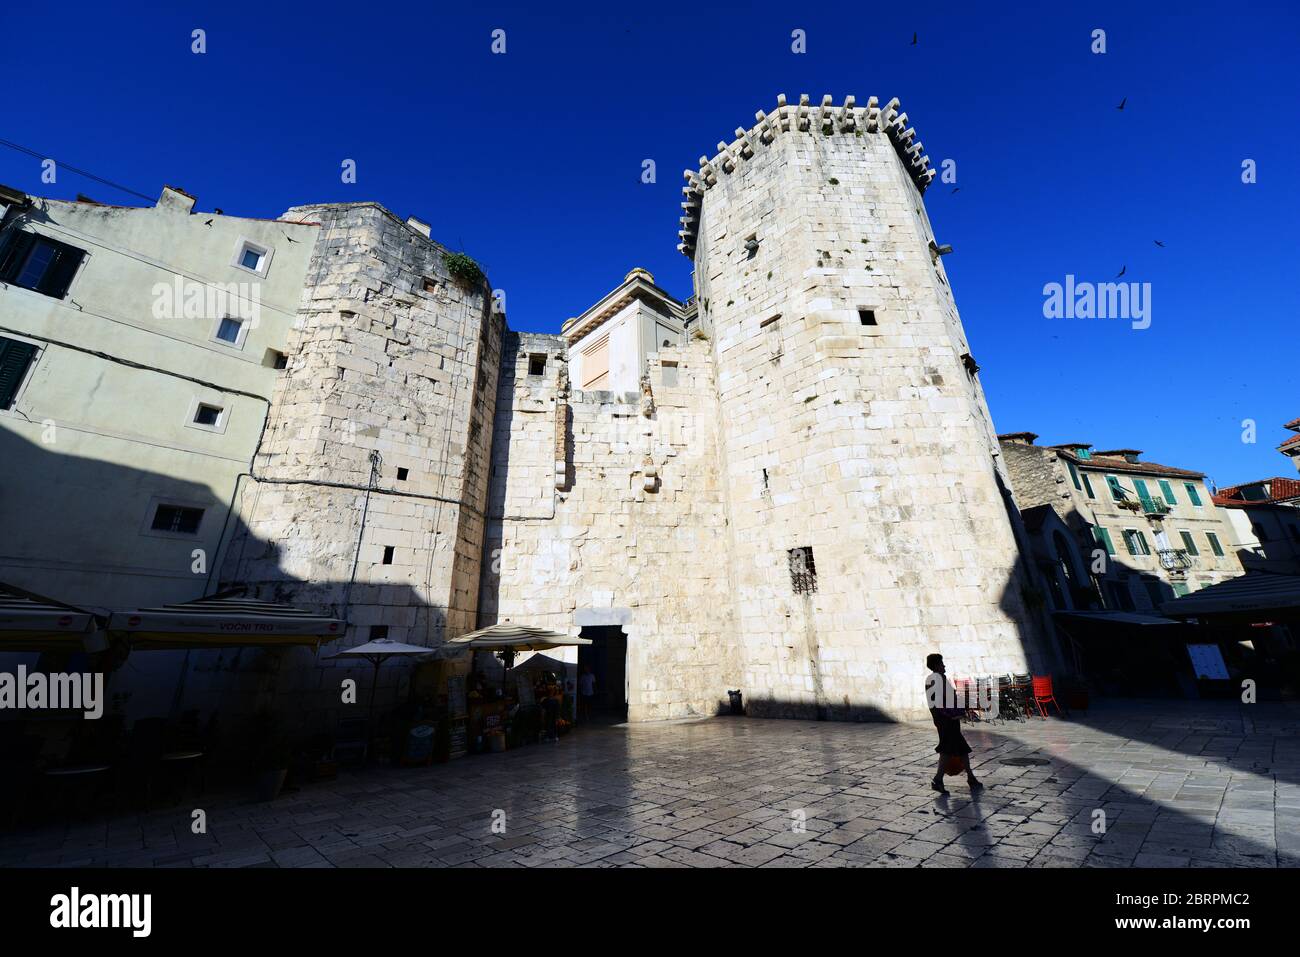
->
(439, 623), (590, 693)
(324, 639), (436, 744)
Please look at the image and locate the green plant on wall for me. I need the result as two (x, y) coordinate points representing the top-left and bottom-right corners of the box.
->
(442, 251), (486, 289)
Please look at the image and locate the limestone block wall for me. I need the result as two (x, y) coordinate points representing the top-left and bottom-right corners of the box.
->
(479, 336), (740, 720)
(209, 203), (500, 723)
(687, 99), (1041, 720)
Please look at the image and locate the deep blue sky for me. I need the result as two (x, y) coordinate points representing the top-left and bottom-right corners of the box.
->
(4, 2), (1296, 486)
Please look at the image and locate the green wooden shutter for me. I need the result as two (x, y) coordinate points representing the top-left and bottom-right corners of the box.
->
(1067, 462), (1082, 491)
(0, 337), (38, 409)
(1092, 526), (1116, 556)
(1184, 483), (1203, 506)
(1179, 530), (1199, 556)
(1134, 479), (1156, 510)
(1106, 475), (1124, 500)
(1158, 480), (1177, 505)
(1206, 532), (1224, 557)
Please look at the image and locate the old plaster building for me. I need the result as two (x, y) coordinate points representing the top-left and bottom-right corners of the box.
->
(1213, 477), (1300, 575)
(998, 434), (1243, 611)
(1, 94), (1048, 728)
(1279, 417), (1300, 473)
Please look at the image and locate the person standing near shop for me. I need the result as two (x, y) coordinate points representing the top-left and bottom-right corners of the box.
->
(578, 664), (596, 724)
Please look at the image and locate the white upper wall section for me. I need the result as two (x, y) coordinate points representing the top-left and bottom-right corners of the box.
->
(561, 267), (685, 394)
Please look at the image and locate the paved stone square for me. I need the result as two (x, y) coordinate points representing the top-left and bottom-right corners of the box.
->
(4, 699), (1299, 868)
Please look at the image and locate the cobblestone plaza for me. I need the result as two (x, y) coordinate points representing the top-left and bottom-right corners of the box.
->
(5, 700), (1297, 869)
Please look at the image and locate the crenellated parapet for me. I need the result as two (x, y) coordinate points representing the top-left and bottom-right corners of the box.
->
(677, 94), (934, 258)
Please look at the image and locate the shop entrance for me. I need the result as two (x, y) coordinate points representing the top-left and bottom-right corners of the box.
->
(577, 625), (627, 723)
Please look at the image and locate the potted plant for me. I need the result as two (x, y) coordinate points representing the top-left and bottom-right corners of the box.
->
(249, 711), (291, 802)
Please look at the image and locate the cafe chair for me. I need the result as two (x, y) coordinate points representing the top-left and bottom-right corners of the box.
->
(1030, 675), (1066, 719)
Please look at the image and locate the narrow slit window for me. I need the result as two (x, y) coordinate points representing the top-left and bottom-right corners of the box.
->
(858, 309), (877, 326)
(382, 545), (395, 565)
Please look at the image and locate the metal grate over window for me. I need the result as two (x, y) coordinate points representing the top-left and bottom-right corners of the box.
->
(788, 547), (817, 595)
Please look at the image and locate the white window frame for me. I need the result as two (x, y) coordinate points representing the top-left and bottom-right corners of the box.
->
(231, 236), (274, 278)
(1123, 527), (1150, 557)
(209, 313), (250, 350)
(185, 395), (229, 435)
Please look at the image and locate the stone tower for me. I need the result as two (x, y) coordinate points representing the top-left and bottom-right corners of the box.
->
(679, 95), (1042, 720)
(217, 203), (500, 714)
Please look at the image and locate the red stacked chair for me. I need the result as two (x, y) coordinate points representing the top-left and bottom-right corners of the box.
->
(1030, 675), (1066, 718)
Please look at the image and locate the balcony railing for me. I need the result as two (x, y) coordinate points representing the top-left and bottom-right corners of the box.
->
(1157, 548), (1193, 570)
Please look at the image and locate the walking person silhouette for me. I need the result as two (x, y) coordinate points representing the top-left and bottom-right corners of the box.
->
(925, 653), (984, 795)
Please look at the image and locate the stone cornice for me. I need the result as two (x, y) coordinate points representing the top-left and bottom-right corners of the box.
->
(677, 94), (935, 258)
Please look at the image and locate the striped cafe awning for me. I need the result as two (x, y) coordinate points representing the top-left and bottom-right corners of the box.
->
(0, 581), (101, 653)
(107, 591), (345, 650)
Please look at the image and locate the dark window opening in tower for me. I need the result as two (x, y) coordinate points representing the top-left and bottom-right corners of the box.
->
(788, 547), (817, 594)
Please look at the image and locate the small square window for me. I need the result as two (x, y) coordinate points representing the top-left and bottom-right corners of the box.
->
(422, 278), (438, 293)
(528, 354), (547, 376)
(382, 545), (395, 565)
(370, 625), (389, 641)
(194, 403), (222, 427)
(858, 309), (877, 326)
(788, 547), (817, 594)
(263, 348), (288, 369)
(232, 238), (272, 276)
(216, 316), (243, 344)
(396, 467), (409, 481)
(151, 504), (204, 535)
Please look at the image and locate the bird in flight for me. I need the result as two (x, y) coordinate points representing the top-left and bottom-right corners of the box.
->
(1154, 240), (1165, 247)
(951, 187), (960, 194)
(1116, 265), (1127, 278)
(1117, 97), (1127, 110)
(203, 219), (213, 227)
(912, 32), (918, 46)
